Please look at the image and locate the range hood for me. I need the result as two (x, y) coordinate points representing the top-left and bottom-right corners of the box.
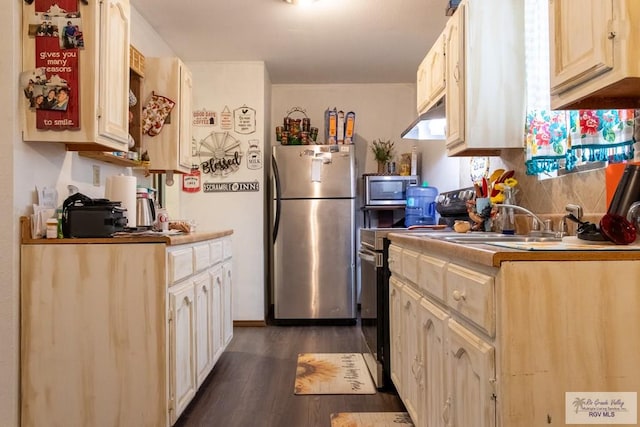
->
(401, 98), (446, 140)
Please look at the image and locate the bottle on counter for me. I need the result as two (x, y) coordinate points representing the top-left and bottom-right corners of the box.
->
(405, 182), (438, 227)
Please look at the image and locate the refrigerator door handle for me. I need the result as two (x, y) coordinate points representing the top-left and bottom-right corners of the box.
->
(272, 155), (281, 243)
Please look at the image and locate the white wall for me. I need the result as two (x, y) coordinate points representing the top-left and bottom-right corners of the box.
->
(271, 84), (462, 195)
(166, 61), (270, 322)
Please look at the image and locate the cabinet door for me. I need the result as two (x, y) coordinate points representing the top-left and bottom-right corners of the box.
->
(143, 58), (191, 173)
(419, 299), (448, 427)
(416, 53), (430, 114)
(210, 265), (224, 363)
(428, 35), (446, 109)
(169, 281), (197, 425)
(194, 272), (213, 387)
(549, 0), (614, 96)
(389, 277), (403, 390)
(417, 35), (446, 115)
(222, 260), (233, 346)
(179, 64), (193, 169)
(400, 285), (422, 425)
(446, 320), (495, 427)
(445, 2), (465, 148)
(98, 0), (130, 145)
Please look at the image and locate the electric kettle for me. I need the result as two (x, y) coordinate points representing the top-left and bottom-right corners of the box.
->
(136, 193), (156, 227)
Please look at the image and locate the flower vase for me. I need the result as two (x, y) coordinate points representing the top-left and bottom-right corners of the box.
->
(377, 161), (387, 174)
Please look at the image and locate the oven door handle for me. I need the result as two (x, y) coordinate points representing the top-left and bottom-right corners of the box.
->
(358, 249), (383, 268)
(358, 250), (376, 263)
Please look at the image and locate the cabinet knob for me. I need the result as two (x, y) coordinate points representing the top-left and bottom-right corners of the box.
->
(184, 296), (191, 305)
(453, 64), (460, 82)
(452, 289), (466, 301)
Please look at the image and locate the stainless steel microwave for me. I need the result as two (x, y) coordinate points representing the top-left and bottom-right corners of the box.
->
(363, 175), (419, 206)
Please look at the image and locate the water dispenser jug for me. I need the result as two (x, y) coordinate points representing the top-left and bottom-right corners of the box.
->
(405, 183), (438, 227)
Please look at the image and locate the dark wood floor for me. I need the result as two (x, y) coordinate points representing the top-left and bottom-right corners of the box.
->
(175, 324), (406, 427)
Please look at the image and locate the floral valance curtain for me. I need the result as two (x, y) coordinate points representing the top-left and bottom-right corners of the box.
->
(523, 0), (636, 176)
(525, 109), (636, 175)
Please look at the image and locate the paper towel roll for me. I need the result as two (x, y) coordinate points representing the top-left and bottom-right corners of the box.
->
(105, 174), (137, 227)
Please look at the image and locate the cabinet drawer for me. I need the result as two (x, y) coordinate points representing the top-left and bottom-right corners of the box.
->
(193, 243), (211, 272)
(222, 238), (232, 260)
(445, 264), (495, 336)
(210, 240), (223, 265)
(388, 244), (402, 276)
(401, 249), (420, 284)
(417, 254), (447, 301)
(168, 247), (194, 285)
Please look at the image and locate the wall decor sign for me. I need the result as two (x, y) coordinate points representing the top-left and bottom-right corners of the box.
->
(220, 106), (232, 130)
(203, 181), (260, 193)
(234, 105), (256, 134)
(182, 168), (201, 193)
(192, 109), (216, 127)
(246, 139), (262, 170)
(31, 0), (81, 130)
(196, 131), (243, 177)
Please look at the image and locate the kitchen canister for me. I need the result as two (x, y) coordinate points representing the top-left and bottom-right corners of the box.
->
(46, 218), (58, 239)
(105, 174), (137, 227)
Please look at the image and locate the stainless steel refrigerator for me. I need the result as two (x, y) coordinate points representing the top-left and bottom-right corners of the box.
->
(272, 144), (356, 321)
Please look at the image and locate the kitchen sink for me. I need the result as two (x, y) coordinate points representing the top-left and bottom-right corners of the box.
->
(435, 233), (562, 244)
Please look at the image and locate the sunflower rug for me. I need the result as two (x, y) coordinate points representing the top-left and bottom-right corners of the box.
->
(330, 412), (414, 427)
(294, 353), (376, 395)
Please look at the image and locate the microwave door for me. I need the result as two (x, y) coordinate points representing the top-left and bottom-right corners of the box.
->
(374, 181), (404, 202)
(366, 176), (417, 206)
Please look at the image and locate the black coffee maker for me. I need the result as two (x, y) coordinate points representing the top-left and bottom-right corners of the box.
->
(598, 163), (640, 244)
(608, 164), (640, 217)
(573, 164), (640, 244)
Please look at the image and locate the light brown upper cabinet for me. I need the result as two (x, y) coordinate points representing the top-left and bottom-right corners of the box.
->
(142, 57), (193, 174)
(548, 0), (640, 110)
(444, 0), (526, 156)
(416, 33), (446, 115)
(22, 0), (131, 151)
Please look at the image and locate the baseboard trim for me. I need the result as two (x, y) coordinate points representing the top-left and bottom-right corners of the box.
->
(233, 320), (267, 327)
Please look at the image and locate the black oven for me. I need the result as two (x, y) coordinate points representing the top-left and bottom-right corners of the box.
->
(358, 228), (391, 388)
(358, 187), (474, 389)
(435, 187), (475, 226)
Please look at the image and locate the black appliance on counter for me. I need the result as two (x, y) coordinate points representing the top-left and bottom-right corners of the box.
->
(435, 186), (475, 227)
(62, 193), (127, 238)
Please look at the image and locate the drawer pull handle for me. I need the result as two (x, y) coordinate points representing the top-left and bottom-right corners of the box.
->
(452, 290), (466, 301)
(442, 396), (451, 423)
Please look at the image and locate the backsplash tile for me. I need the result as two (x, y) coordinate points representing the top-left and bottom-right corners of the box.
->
(500, 149), (607, 216)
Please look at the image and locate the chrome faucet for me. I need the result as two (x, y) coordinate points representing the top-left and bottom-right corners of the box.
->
(494, 204), (548, 233)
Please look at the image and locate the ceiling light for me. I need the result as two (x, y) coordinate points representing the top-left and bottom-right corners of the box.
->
(283, 0), (317, 5)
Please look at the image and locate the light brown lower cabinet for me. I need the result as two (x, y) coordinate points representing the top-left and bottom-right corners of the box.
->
(389, 242), (640, 427)
(21, 235), (233, 427)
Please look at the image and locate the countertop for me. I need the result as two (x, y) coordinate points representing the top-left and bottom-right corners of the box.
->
(20, 216), (233, 246)
(388, 232), (640, 268)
